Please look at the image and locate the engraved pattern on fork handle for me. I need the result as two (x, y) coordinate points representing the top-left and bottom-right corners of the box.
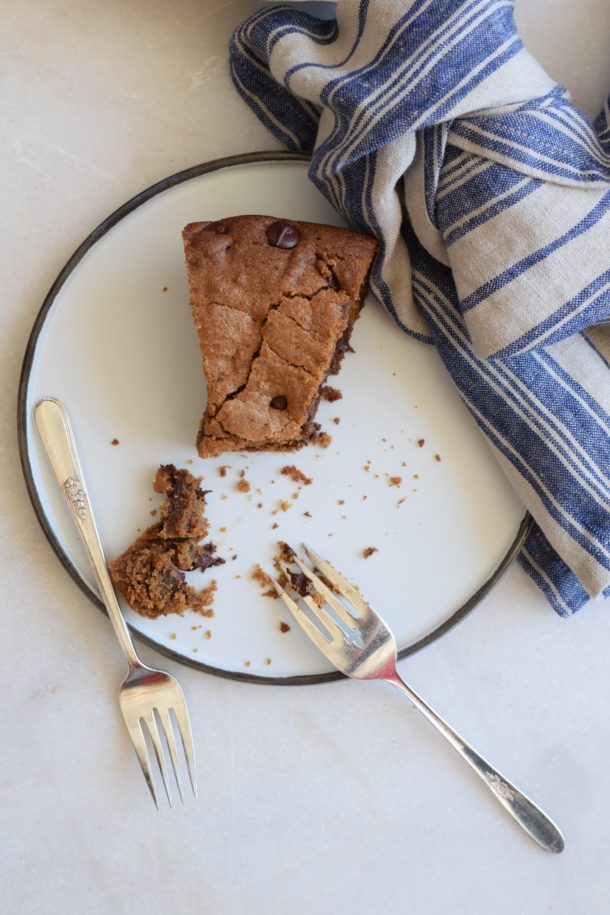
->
(387, 672), (565, 853)
(63, 477), (87, 521)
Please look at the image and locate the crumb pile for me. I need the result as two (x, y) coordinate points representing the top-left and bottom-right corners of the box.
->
(109, 465), (224, 619)
(280, 465), (313, 485)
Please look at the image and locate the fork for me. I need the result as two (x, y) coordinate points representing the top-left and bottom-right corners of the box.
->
(34, 397), (196, 808)
(272, 544), (565, 853)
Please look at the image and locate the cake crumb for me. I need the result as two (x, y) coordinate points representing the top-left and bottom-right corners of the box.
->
(185, 459), (193, 465)
(319, 385), (343, 402)
(388, 476), (402, 488)
(218, 465), (231, 477)
(192, 647), (199, 653)
(278, 500), (292, 512)
(273, 543), (301, 591)
(190, 581), (217, 617)
(162, 286), (168, 292)
(264, 658), (272, 666)
(244, 660), (251, 668)
(149, 509), (157, 516)
(237, 478), (251, 493)
(413, 473), (420, 480)
(292, 491), (299, 500)
(220, 494), (228, 500)
(191, 625), (202, 631)
(312, 431), (332, 449)
(362, 495), (368, 501)
(417, 438), (425, 448)
(434, 453), (442, 462)
(252, 565), (280, 600)
(303, 511), (311, 518)
(396, 498), (406, 507)
(257, 502), (263, 509)
(111, 438), (120, 446)
(337, 499), (345, 505)
(204, 630), (212, 640)
(281, 465), (313, 485)
(252, 564), (273, 589)
(362, 547), (378, 559)
(271, 522), (279, 529)
(279, 621), (291, 633)
(168, 632), (177, 640)
(277, 541), (296, 563)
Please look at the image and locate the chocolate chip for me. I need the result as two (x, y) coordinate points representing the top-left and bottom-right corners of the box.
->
(193, 542), (225, 572)
(328, 271), (341, 291)
(161, 568), (186, 594)
(270, 395), (288, 410)
(266, 221), (300, 249)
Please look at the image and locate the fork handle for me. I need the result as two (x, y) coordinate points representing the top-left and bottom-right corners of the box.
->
(387, 672), (564, 853)
(34, 398), (141, 670)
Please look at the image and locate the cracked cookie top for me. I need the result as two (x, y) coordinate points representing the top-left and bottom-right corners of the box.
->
(182, 216), (378, 458)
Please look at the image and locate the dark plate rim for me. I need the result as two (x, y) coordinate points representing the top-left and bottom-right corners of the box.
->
(17, 150), (532, 686)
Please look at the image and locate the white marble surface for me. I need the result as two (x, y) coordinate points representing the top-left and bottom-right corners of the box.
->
(2, 2), (610, 913)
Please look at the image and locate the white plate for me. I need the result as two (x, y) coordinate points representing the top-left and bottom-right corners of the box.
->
(19, 153), (528, 684)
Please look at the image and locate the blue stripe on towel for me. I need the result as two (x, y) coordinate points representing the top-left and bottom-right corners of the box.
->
(229, 3), (610, 612)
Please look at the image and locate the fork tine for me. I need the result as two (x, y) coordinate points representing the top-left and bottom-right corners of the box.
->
(291, 556), (359, 630)
(271, 577), (335, 652)
(158, 708), (184, 805)
(275, 567), (346, 643)
(170, 700), (197, 800)
(142, 712), (172, 807)
(302, 544), (369, 615)
(126, 716), (158, 809)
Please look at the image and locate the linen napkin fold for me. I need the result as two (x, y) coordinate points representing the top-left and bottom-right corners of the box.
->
(229, 0), (610, 614)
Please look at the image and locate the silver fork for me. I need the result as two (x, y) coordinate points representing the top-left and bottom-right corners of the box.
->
(272, 544), (564, 853)
(34, 397), (197, 808)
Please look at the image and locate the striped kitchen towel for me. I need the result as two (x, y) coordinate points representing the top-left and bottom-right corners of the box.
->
(229, 0), (610, 615)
